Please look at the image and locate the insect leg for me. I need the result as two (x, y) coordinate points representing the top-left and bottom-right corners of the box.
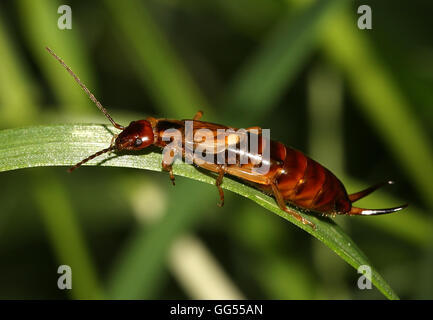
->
(270, 182), (316, 230)
(109, 134), (117, 148)
(215, 165), (225, 207)
(162, 162), (175, 185)
(162, 148), (176, 186)
(193, 110), (203, 120)
(245, 126), (262, 135)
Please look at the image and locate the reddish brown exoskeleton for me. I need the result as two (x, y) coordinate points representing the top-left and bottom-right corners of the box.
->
(46, 47), (407, 229)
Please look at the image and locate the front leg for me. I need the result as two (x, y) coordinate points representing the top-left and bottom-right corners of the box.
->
(162, 162), (175, 186)
(109, 134), (118, 148)
(162, 148), (176, 186)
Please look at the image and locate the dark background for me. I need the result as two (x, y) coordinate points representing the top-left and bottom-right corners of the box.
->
(0, 0), (431, 299)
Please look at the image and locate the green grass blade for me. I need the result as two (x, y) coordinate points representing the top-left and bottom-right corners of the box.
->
(104, 0), (209, 118)
(0, 124), (399, 299)
(320, 7), (433, 209)
(107, 180), (217, 299)
(32, 170), (104, 299)
(101, 0), (216, 298)
(221, 0), (343, 123)
(0, 8), (104, 300)
(16, 0), (95, 112)
(0, 12), (38, 125)
(342, 177), (432, 248)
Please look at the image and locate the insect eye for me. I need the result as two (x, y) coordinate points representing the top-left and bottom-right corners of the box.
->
(134, 138), (143, 147)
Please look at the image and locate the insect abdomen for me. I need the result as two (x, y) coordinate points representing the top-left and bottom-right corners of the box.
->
(272, 141), (351, 215)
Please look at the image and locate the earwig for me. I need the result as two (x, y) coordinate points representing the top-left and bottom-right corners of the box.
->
(46, 47), (407, 229)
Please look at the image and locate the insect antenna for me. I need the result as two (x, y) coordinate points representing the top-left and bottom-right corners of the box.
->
(45, 47), (124, 130)
(68, 146), (115, 173)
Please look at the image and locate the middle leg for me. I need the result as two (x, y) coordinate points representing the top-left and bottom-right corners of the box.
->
(215, 165), (225, 207)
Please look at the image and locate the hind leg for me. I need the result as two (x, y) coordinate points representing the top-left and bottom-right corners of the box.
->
(215, 166), (225, 207)
(271, 182), (316, 229)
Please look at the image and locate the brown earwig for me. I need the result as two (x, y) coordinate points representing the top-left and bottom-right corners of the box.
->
(46, 47), (407, 229)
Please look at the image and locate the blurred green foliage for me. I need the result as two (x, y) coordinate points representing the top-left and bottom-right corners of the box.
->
(0, 0), (431, 299)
